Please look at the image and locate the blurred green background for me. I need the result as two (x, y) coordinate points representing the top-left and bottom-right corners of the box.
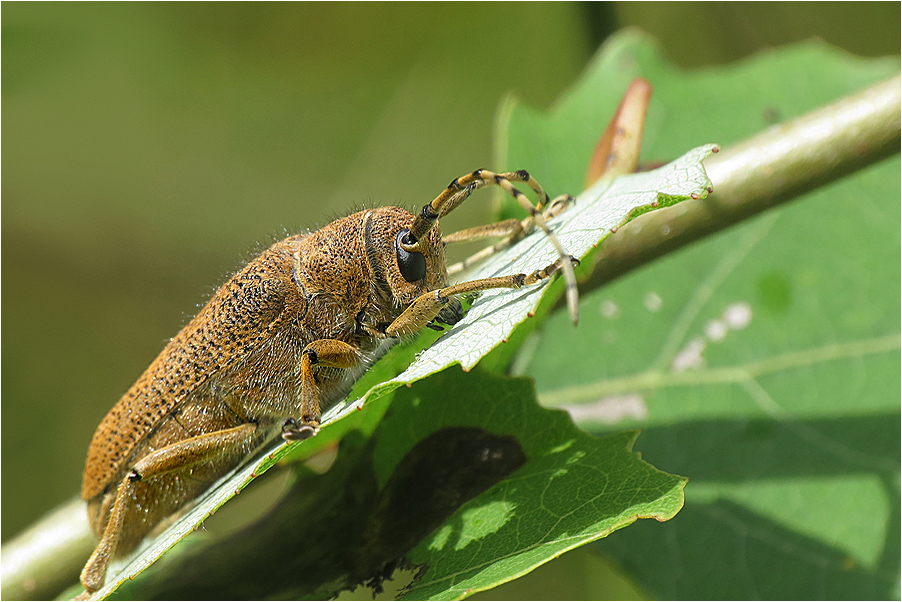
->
(3, 2), (898, 598)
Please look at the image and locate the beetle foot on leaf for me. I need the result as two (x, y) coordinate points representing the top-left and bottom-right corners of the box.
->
(281, 418), (319, 441)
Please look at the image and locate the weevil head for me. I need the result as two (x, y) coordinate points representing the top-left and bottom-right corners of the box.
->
(364, 206), (446, 308)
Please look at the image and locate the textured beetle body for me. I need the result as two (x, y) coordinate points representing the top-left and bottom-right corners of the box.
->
(82, 207), (446, 555)
(79, 170), (577, 595)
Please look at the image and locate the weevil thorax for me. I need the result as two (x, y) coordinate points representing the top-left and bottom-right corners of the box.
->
(295, 206), (445, 334)
(360, 206), (447, 308)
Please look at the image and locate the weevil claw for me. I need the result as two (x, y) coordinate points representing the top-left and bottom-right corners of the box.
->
(281, 418), (318, 441)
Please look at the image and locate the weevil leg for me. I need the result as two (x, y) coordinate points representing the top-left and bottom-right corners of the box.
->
(441, 194), (574, 247)
(444, 194), (576, 277)
(384, 255), (579, 337)
(441, 218), (524, 245)
(281, 417), (317, 441)
(80, 423), (259, 593)
(290, 338), (361, 438)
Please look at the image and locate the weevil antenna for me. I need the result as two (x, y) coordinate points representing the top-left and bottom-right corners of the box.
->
(403, 169), (579, 325)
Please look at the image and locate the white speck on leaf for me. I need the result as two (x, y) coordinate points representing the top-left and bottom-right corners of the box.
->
(644, 292), (663, 312)
(672, 336), (707, 372)
(705, 319), (728, 341)
(725, 301), (753, 330)
(601, 299), (621, 319)
(563, 394), (649, 424)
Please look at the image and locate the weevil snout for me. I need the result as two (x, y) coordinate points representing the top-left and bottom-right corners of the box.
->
(428, 297), (463, 330)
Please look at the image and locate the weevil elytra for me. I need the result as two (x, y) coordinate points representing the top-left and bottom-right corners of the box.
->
(78, 169), (578, 595)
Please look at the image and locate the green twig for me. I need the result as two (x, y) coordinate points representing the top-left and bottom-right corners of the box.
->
(573, 74), (901, 294)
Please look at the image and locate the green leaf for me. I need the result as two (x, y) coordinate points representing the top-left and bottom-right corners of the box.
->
(395, 375), (684, 601)
(109, 369), (685, 601)
(503, 31), (900, 598)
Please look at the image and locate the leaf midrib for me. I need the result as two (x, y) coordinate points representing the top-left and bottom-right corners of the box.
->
(538, 333), (901, 405)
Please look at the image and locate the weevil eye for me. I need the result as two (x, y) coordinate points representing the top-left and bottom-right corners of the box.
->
(396, 229), (426, 282)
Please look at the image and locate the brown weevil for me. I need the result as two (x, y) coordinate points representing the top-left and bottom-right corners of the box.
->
(78, 169), (578, 595)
